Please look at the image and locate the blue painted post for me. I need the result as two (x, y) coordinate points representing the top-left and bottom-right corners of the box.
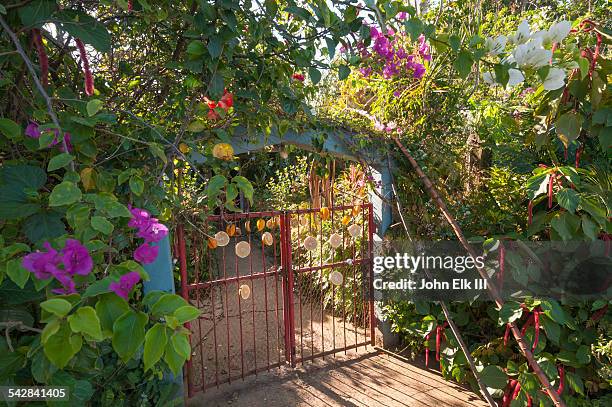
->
(142, 235), (184, 399)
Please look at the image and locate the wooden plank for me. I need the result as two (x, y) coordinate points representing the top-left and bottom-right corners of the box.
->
(355, 358), (436, 396)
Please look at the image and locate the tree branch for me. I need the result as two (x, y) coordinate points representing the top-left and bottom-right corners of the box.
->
(0, 15), (75, 171)
(392, 135), (566, 407)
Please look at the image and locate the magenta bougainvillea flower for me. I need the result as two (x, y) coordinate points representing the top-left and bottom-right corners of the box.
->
(62, 239), (94, 276)
(127, 206), (168, 265)
(25, 121), (41, 138)
(109, 271), (141, 300)
(136, 221), (169, 243)
(127, 206), (151, 229)
(22, 242), (61, 280)
(133, 243), (159, 264)
(360, 23), (431, 80)
(22, 239), (92, 294)
(23, 121), (72, 152)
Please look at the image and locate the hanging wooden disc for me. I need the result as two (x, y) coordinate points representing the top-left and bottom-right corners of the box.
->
(235, 241), (251, 258)
(329, 270), (343, 286)
(303, 236), (318, 251)
(239, 284), (251, 300)
(348, 224), (361, 238)
(329, 233), (342, 249)
(214, 231), (230, 247)
(262, 232), (274, 246)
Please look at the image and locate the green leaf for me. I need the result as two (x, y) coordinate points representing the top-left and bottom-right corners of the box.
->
(143, 290), (166, 308)
(91, 216), (114, 235)
(144, 323), (168, 371)
(404, 18), (424, 41)
(95, 293), (129, 336)
(540, 315), (560, 344)
(86, 99), (103, 116)
(163, 337), (184, 375)
(555, 112), (581, 147)
(83, 278), (111, 298)
(6, 258), (29, 289)
(68, 306), (103, 340)
(338, 65), (351, 80)
(44, 323), (79, 368)
(151, 294), (188, 317)
(555, 188), (579, 214)
(149, 143), (167, 163)
(576, 345), (591, 364)
(186, 40), (206, 56)
(0, 187), (40, 220)
(565, 371), (584, 395)
(56, 10), (111, 52)
(209, 73), (224, 99)
(171, 331), (191, 359)
(129, 176), (144, 196)
(309, 67), (322, 84)
(232, 175), (254, 204)
(284, 6), (311, 21)
(581, 215), (599, 241)
(325, 38), (337, 60)
(47, 153), (74, 172)
(206, 175), (227, 198)
(551, 212), (581, 241)
(41, 298), (73, 317)
(39, 132), (56, 148)
(453, 50), (474, 79)
(0, 118), (21, 139)
(41, 318), (61, 344)
(480, 365), (507, 390)
(498, 302), (523, 325)
(18, 0), (56, 27)
(207, 36), (223, 59)
(540, 300), (567, 326)
(174, 305), (201, 324)
(0, 164), (47, 190)
(112, 309), (148, 362)
(49, 182), (82, 207)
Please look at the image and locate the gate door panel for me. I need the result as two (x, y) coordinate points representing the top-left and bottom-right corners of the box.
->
(180, 211), (287, 396)
(285, 203), (375, 365)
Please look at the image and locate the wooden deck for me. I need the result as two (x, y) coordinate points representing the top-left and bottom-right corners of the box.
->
(186, 349), (488, 407)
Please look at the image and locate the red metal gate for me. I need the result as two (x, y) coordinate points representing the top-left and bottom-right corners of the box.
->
(178, 203), (375, 397)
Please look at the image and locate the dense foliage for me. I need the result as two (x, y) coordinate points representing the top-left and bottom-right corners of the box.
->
(316, 1), (611, 406)
(0, 0), (610, 406)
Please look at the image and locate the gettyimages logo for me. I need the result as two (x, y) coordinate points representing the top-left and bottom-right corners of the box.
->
(371, 240), (611, 302)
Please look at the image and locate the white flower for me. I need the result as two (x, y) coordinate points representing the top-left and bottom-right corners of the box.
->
(531, 21), (572, 47)
(482, 71), (498, 85)
(507, 69), (525, 86)
(547, 21), (572, 44)
(481, 69), (523, 88)
(484, 35), (507, 56)
(542, 67), (566, 90)
(510, 20), (531, 44)
(513, 38), (551, 69)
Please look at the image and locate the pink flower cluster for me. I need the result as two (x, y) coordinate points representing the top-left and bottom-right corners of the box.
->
(109, 271), (141, 300)
(128, 206), (168, 265)
(22, 239), (93, 294)
(25, 121), (72, 153)
(360, 26), (431, 80)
